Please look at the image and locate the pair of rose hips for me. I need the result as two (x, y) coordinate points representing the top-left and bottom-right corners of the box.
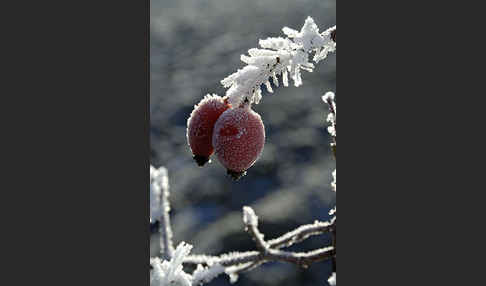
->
(186, 95), (265, 180)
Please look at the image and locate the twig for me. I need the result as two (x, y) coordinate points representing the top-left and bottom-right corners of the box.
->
(268, 218), (334, 249)
(185, 246), (333, 269)
(184, 207), (335, 271)
(243, 206), (269, 251)
(323, 90), (337, 274)
(158, 169), (174, 260)
(227, 261), (263, 275)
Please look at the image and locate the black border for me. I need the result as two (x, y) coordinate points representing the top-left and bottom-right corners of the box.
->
(6, 0), (150, 284)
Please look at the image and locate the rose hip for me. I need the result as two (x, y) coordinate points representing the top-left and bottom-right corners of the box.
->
(186, 94), (231, 166)
(212, 104), (265, 180)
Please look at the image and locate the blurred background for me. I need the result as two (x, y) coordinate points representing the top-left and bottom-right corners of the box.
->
(150, 0), (336, 285)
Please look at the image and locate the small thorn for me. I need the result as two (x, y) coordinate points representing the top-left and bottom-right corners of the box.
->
(193, 155), (210, 166)
(227, 169), (247, 181)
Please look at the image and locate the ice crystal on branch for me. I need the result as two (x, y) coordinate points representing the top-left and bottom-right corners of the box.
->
(221, 17), (336, 106)
(150, 243), (225, 286)
(151, 242), (193, 286)
(150, 181), (225, 286)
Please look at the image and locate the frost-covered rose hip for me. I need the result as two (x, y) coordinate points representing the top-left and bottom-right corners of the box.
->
(187, 94), (231, 166)
(212, 104), (265, 180)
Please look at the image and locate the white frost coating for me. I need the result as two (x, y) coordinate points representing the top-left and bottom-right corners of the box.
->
(150, 165), (169, 223)
(221, 17), (336, 106)
(150, 241), (225, 286)
(328, 272), (336, 286)
(242, 206), (258, 227)
(151, 242), (193, 286)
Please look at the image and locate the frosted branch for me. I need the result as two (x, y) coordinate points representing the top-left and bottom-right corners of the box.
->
(243, 206), (269, 251)
(323, 92), (337, 276)
(150, 242), (225, 286)
(150, 166), (336, 284)
(150, 166), (174, 260)
(222, 17), (336, 106)
(267, 217), (334, 249)
(184, 206), (335, 275)
(184, 251), (261, 266)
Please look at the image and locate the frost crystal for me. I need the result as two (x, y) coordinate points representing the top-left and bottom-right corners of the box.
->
(151, 242), (193, 286)
(221, 17), (336, 106)
(150, 241), (224, 286)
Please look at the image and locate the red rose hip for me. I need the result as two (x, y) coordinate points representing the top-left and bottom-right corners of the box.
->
(187, 94), (231, 166)
(212, 104), (265, 180)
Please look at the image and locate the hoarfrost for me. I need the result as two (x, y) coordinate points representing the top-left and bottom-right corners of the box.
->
(221, 17), (336, 106)
(151, 242), (193, 286)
